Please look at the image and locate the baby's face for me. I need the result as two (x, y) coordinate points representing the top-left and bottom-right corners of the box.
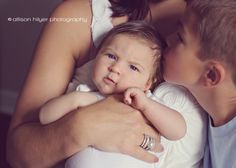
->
(92, 34), (157, 95)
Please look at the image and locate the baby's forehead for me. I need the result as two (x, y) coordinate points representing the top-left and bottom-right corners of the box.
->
(100, 33), (161, 68)
(104, 34), (161, 54)
(111, 33), (158, 46)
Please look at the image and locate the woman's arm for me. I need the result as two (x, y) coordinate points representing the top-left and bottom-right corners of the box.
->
(124, 88), (186, 141)
(39, 91), (98, 125)
(8, 95), (161, 168)
(7, 0), (93, 167)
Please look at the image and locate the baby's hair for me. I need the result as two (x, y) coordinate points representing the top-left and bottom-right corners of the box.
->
(96, 21), (167, 88)
(188, 0), (236, 84)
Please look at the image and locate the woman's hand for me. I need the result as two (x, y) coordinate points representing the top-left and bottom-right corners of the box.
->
(72, 95), (163, 163)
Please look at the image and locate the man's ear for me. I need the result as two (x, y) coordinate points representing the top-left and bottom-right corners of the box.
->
(203, 62), (225, 87)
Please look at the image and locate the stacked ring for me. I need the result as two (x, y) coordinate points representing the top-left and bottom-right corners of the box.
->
(140, 134), (156, 151)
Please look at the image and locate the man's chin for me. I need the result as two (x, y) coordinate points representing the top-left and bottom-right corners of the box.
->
(163, 77), (180, 85)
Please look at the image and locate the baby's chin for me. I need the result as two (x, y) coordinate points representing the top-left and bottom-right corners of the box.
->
(98, 88), (123, 96)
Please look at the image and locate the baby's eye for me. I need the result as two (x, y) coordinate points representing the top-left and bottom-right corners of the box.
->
(107, 53), (117, 60)
(129, 65), (139, 72)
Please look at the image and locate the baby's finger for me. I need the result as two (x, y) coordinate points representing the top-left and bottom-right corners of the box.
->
(123, 92), (132, 104)
(123, 96), (131, 104)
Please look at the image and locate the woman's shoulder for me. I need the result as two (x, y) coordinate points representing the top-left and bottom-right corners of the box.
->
(46, 0), (93, 62)
(56, 0), (91, 15)
(52, 0), (92, 27)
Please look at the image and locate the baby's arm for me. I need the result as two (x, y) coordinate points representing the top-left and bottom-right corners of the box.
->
(39, 91), (98, 125)
(124, 87), (186, 140)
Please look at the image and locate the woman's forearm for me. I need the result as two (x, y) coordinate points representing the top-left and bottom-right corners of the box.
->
(7, 110), (88, 168)
(7, 96), (161, 168)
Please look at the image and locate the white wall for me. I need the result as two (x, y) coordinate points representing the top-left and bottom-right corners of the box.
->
(0, 0), (62, 115)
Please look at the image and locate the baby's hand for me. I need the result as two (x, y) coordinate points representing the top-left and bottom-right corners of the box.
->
(123, 87), (147, 111)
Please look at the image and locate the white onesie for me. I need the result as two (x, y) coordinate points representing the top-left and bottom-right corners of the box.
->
(65, 82), (207, 168)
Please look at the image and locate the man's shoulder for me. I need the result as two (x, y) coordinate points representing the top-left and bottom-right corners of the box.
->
(207, 116), (236, 168)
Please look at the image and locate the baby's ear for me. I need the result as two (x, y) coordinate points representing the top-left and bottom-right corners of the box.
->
(203, 61), (225, 87)
(144, 78), (155, 91)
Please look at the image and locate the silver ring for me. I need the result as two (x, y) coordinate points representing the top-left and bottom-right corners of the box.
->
(140, 134), (156, 151)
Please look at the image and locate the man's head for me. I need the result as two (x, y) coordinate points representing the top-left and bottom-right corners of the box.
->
(93, 21), (167, 94)
(163, 0), (236, 124)
(164, 0), (236, 88)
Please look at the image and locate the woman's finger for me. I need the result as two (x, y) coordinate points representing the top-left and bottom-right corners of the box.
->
(122, 145), (159, 163)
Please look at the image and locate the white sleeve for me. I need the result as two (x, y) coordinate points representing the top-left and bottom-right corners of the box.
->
(66, 60), (97, 93)
(73, 60), (97, 89)
(152, 82), (207, 168)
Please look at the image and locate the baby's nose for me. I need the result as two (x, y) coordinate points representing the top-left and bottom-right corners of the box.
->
(108, 63), (121, 75)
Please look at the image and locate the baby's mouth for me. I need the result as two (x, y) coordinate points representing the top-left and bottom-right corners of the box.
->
(103, 76), (116, 85)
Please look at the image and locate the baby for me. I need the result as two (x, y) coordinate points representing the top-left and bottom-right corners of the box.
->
(40, 21), (205, 168)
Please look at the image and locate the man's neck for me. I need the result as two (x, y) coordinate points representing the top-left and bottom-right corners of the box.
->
(210, 107), (236, 127)
(190, 85), (236, 127)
